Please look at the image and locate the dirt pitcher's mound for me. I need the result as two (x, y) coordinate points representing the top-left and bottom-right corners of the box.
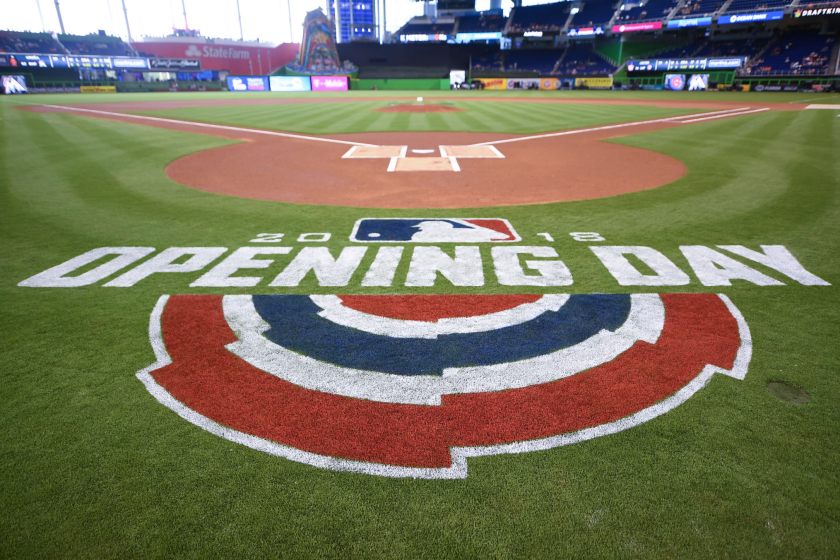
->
(375, 104), (464, 113)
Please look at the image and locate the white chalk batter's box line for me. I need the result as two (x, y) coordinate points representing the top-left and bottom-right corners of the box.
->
(342, 145), (408, 159)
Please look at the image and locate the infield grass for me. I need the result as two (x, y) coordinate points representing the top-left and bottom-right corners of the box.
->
(1, 93), (838, 558)
(127, 99), (696, 135)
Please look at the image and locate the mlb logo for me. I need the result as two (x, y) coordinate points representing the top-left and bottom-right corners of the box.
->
(350, 218), (520, 243)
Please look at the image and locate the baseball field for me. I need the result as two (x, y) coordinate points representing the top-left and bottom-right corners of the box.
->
(2, 89), (839, 558)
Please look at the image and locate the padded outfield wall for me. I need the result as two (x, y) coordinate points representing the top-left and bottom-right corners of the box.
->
(350, 78), (450, 90)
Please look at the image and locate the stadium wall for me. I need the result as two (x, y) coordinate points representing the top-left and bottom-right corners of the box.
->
(349, 78), (449, 90)
(337, 42), (499, 72)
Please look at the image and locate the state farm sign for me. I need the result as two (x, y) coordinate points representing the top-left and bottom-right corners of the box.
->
(133, 40), (298, 75)
(185, 44), (250, 60)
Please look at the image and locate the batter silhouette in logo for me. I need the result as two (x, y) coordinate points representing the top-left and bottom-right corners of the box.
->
(350, 218), (520, 243)
(137, 291), (751, 479)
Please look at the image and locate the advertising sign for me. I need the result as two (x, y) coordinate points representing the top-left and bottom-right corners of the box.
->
(131, 40), (298, 75)
(111, 57), (150, 70)
(226, 76), (269, 92)
(707, 58), (743, 69)
(567, 26), (605, 37)
(612, 21), (662, 33)
(149, 58), (202, 70)
(507, 78), (541, 90)
(575, 77), (614, 89)
(28, 86), (82, 93)
(5, 54), (50, 68)
(667, 17), (712, 29)
(79, 85), (117, 93)
(687, 74), (709, 91)
(311, 76), (348, 91)
(795, 7), (840, 16)
(664, 74), (686, 91)
(478, 78), (507, 90)
(2, 75), (28, 94)
(627, 57), (744, 73)
(718, 11), (784, 24)
(454, 32), (502, 42)
(269, 76), (312, 92)
(400, 34), (449, 42)
(540, 78), (564, 90)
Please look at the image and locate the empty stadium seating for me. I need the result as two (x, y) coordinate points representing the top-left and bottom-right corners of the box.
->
(676, 0), (725, 16)
(724, 0), (789, 12)
(399, 19), (456, 37)
(503, 49), (565, 74)
(572, 0), (621, 26)
(750, 32), (835, 74)
(560, 43), (618, 74)
(60, 35), (132, 56)
(0, 32), (57, 54)
(694, 38), (770, 58)
(457, 14), (506, 33)
(616, 0), (680, 21)
(509, 3), (568, 32)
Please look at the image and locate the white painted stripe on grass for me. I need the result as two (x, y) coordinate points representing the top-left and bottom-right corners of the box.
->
(309, 293), (570, 338)
(789, 95), (840, 104)
(220, 293), (664, 406)
(41, 104), (379, 147)
(677, 108), (769, 123)
(712, 294), (752, 380)
(470, 108), (754, 146)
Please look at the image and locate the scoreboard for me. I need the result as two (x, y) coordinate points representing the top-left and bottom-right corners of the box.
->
(626, 57), (745, 73)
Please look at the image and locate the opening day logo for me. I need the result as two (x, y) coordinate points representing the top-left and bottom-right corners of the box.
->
(18, 219), (830, 478)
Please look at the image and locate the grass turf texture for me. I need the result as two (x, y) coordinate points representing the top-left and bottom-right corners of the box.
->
(1, 93), (839, 558)
(129, 99), (695, 135)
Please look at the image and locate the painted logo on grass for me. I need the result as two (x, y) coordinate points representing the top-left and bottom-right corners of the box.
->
(137, 292), (751, 479)
(349, 218), (520, 243)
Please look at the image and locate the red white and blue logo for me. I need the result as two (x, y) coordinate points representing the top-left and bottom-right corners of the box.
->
(138, 292), (750, 479)
(349, 218), (520, 243)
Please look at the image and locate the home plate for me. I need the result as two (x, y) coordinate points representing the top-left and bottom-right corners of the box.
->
(391, 157), (458, 172)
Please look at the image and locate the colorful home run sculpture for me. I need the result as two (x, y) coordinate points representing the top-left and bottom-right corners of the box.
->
(285, 9), (356, 75)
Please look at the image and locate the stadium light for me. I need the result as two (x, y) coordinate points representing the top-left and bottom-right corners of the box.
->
(35, 0), (46, 32)
(53, 0), (66, 34)
(121, 0), (133, 42)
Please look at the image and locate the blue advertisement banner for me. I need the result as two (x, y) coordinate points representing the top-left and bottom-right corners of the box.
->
(667, 17), (712, 29)
(627, 57), (745, 73)
(718, 11), (784, 24)
(111, 57), (150, 70)
(567, 27), (605, 37)
(269, 76), (312, 92)
(454, 32), (502, 42)
(226, 76), (269, 92)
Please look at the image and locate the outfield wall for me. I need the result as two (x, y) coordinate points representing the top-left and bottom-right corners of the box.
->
(350, 78), (450, 90)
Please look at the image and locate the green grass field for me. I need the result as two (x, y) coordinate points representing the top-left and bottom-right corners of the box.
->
(131, 99), (697, 135)
(1, 91), (839, 558)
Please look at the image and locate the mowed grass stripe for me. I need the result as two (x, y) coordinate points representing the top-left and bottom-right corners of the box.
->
(131, 101), (698, 135)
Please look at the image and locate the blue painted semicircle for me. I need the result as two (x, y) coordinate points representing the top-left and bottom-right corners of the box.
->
(251, 294), (631, 376)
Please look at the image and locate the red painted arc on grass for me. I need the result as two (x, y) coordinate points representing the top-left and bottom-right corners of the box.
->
(147, 293), (741, 470)
(337, 294), (543, 321)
